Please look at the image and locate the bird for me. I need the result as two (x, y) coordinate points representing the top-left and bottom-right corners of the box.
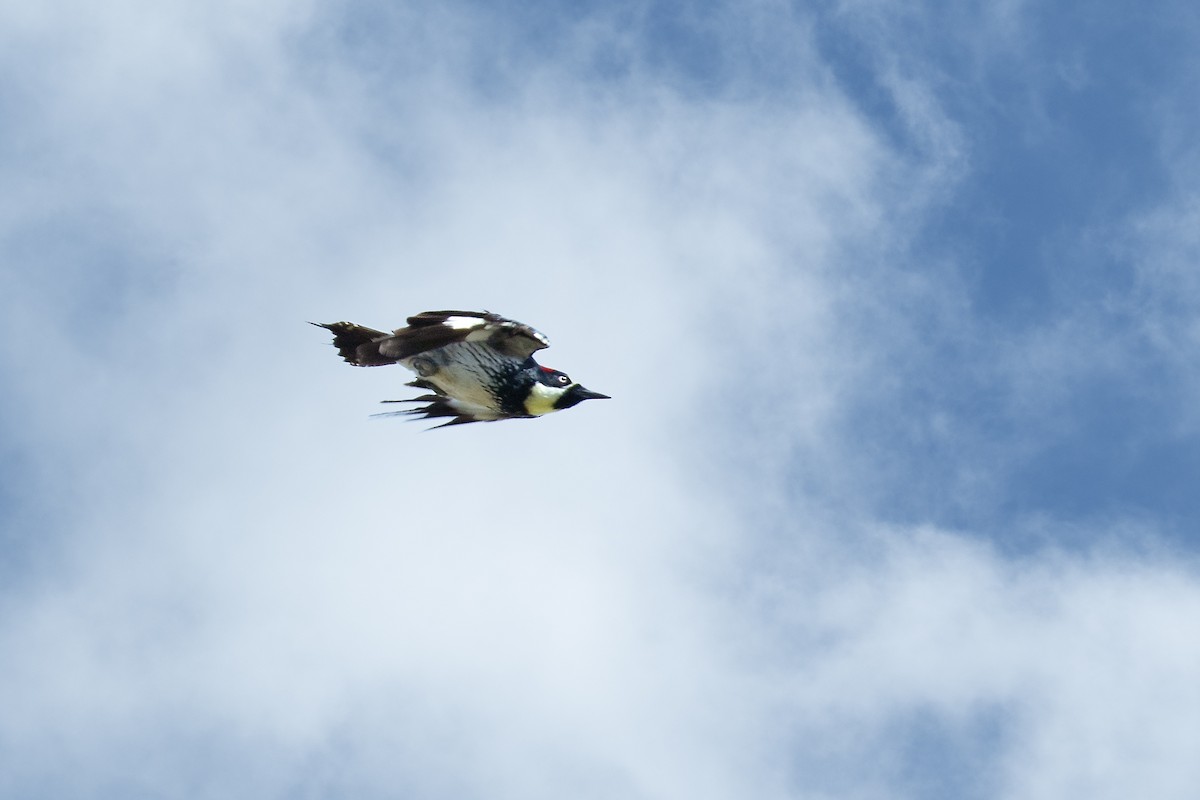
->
(312, 310), (609, 427)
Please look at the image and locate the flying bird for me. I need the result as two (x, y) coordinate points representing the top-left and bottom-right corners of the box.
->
(312, 310), (609, 427)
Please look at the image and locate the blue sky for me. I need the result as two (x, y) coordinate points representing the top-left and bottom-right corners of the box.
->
(2, 1), (1200, 798)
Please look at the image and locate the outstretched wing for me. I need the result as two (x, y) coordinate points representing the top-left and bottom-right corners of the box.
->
(379, 310), (550, 361)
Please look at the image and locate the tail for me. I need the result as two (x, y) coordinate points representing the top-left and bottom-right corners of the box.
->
(310, 321), (397, 366)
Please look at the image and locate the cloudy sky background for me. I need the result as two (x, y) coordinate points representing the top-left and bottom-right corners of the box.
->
(3, 1), (1200, 797)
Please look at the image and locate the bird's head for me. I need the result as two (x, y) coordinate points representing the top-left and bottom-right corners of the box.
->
(524, 366), (610, 415)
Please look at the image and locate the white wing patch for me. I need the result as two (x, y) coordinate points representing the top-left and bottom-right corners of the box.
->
(443, 316), (485, 331)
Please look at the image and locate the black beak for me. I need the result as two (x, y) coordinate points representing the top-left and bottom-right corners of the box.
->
(573, 386), (610, 401)
(555, 384), (611, 410)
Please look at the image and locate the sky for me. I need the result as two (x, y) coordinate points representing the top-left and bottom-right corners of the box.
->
(2, 1), (1199, 798)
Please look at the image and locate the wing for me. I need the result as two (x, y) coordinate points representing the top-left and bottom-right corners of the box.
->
(378, 310), (550, 361)
(373, 392), (501, 428)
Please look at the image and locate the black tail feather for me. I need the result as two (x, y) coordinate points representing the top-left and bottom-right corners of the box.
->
(310, 321), (396, 366)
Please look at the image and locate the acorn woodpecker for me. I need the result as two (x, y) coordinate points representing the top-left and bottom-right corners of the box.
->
(312, 310), (609, 427)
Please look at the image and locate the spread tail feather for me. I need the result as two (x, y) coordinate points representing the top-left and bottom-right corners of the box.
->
(310, 321), (396, 366)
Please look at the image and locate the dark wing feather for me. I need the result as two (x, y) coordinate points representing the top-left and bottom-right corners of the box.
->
(482, 315), (551, 360)
(378, 310), (549, 361)
(375, 395), (485, 428)
(378, 324), (471, 360)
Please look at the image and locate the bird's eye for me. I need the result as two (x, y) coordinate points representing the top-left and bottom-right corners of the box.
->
(557, 374), (570, 385)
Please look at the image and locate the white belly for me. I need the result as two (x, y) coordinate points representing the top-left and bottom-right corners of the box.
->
(401, 342), (513, 414)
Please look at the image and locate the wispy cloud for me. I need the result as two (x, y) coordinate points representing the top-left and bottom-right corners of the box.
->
(2, 2), (1199, 799)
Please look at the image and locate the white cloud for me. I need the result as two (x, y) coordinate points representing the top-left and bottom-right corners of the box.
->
(2, 2), (1199, 799)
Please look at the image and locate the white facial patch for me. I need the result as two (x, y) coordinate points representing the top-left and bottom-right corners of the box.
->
(523, 382), (570, 416)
